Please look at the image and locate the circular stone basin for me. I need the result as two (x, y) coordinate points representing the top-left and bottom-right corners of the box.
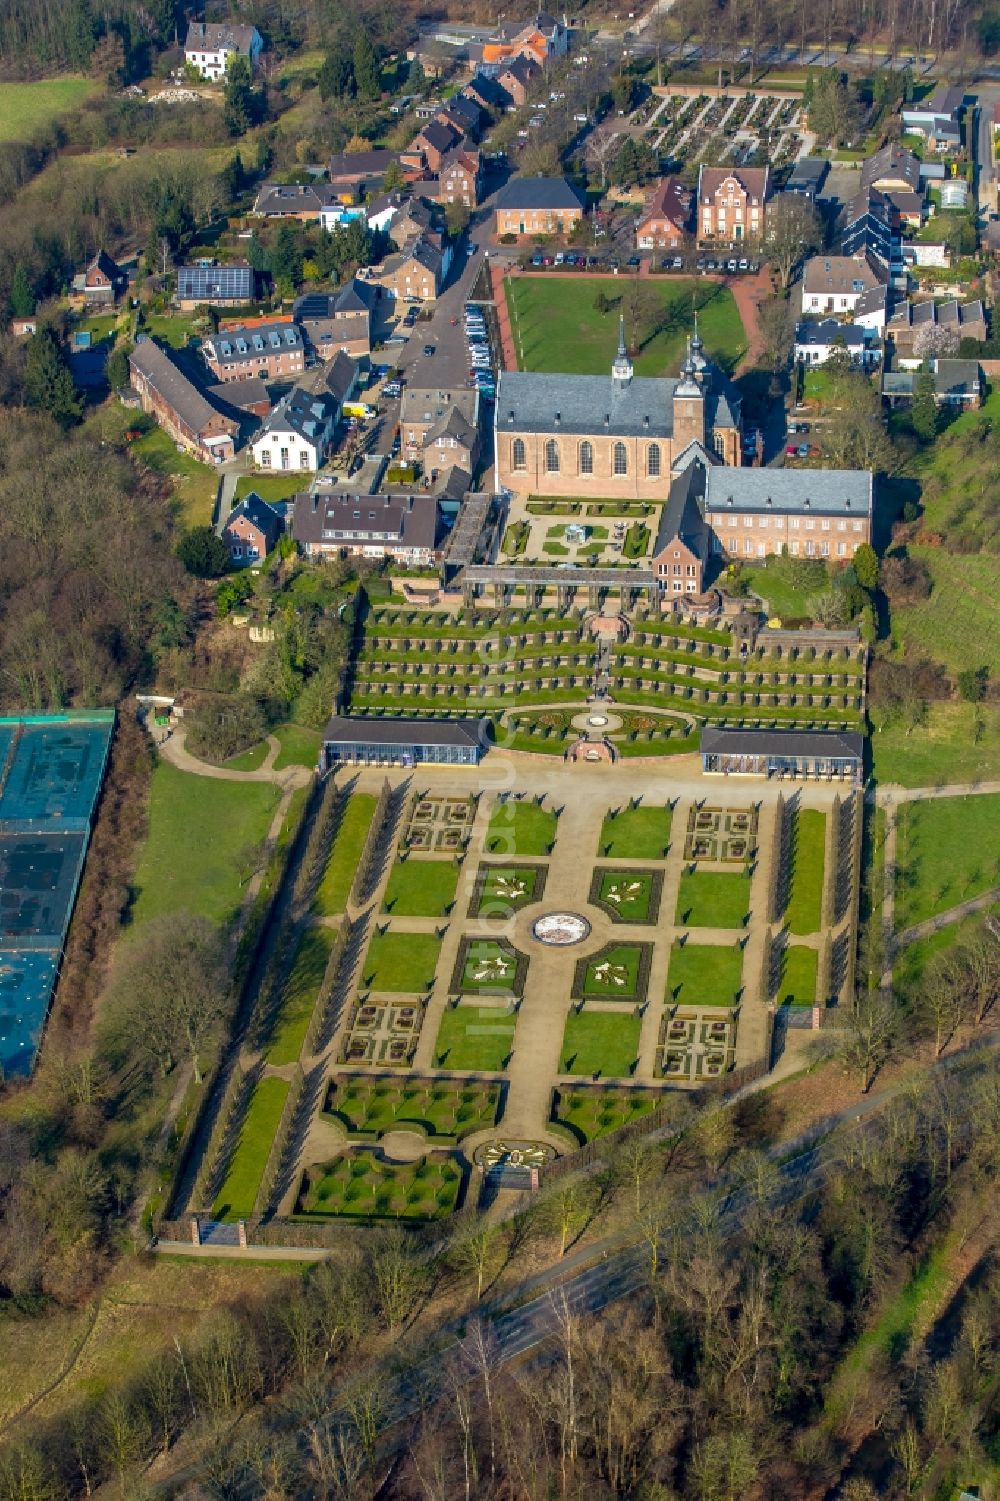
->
(532, 912), (592, 946)
(588, 714), (609, 727)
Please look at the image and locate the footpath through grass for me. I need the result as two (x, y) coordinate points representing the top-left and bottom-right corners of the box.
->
(506, 275), (747, 375)
(213, 1076), (289, 1221)
(314, 794), (377, 916)
(895, 794), (1000, 931)
(131, 762), (280, 930)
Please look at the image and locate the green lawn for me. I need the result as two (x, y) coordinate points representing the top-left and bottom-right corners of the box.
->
(223, 740), (270, 772)
(129, 425), (218, 528)
(595, 869), (656, 923)
(741, 555), (828, 620)
(458, 938), (522, 994)
(433, 1004), (517, 1070)
(314, 794), (377, 916)
(666, 942), (744, 1006)
(264, 925), (334, 1065)
(560, 1009), (642, 1077)
(141, 312), (202, 350)
(580, 943), (647, 1001)
(0, 78), (99, 141)
(212, 1076), (289, 1221)
(777, 945), (818, 1007)
(361, 929), (443, 992)
(131, 762), (280, 930)
(676, 870), (752, 928)
(485, 800), (558, 856)
(297, 1151), (464, 1220)
(235, 474), (308, 504)
(272, 723), (321, 770)
(506, 275), (747, 376)
(894, 795), (1000, 932)
(382, 859), (460, 917)
(872, 702), (1000, 789)
(892, 906), (998, 998)
(326, 1077), (501, 1137)
(472, 864), (543, 915)
(786, 810), (826, 935)
(553, 1086), (657, 1143)
(598, 804), (672, 859)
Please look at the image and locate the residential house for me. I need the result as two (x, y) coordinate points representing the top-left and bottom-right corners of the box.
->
(794, 318), (882, 367)
(206, 377), (271, 420)
(292, 490), (445, 564)
(801, 253), (888, 315)
(841, 188), (898, 268)
(901, 85), (964, 152)
(853, 284), (890, 333)
(401, 385), (480, 457)
(436, 96), (483, 138)
(184, 21), (263, 80)
(402, 119), (464, 174)
(703, 466), (874, 561)
(252, 182), (343, 220)
(365, 192), (437, 247)
(250, 385), (339, 472)
(328, 149), (397, 203)
(635, 177), (692, 250)
(783, 157), (829, 200)
(304, 349), (360, 413)
(375, 238), (448, 302)
(483, 12), (569, 66)
(494, 176), (584, 238)
(73, 249), (125, 307)
(882, 357), (982, 408)
(886, 191), (924, 230)
(202, 319), (304, 384)
(128, 337), (238, 463)
(176, 263), (254, 309)
(422, 404), (481, 476)
(436, 148), (482, 208)
(649, 461), (712, 596)
(463, 73), (514, 116)
(861, 144), (921, 195)
(886, 297), (988, 355)
(294, 280), (377, 361)
(10, 317), (36, 337)
(496, 55), (540, 108)
(223, 493), (282, 566)
(696, 166), (771, 247)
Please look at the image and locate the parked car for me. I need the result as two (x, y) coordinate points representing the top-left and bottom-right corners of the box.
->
(797, 444), (811, 458)
(531, 253), (543, 266)
(627, 255), (640, 268)
(726, 259), (738, 272)
(382, 382), (402, 398)
(696, 257), (707, 270)
(785, 444), (798, 456)
(738, 258), (749, 271)
(423, 344), (436, 356)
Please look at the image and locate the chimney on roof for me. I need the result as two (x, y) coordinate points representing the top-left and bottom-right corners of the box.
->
(554, 411), (560, 426)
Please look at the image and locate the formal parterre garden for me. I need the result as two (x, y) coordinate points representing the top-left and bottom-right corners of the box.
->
(324, 1076), (501, 1141)
(675, 869), (752, 928)
(485, 798), (559, 856)
(468, 862), (548, 917)
(574, 942), (653, 1005)
(666, 941), (745, 1007)
(382, 857), (460, 917)
(598, 803), (672, 859)
(551, 1085), (659, 1144)
(361, 928), (443, 994)
(590, 867), (663, 924)
(296, 1150), (465, 1221)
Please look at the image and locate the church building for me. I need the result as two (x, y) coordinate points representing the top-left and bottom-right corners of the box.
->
(494, 322), (742, 500)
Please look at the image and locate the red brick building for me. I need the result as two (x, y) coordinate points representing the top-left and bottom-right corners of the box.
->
(696, 165), (771, 247)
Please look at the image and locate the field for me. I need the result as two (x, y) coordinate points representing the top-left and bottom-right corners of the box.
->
(0, 78), (99, 141)
(272, 724), (322, 770)
(361, 929), (442, 992)
(675, 869), (752, 928)
(894, 795), (1000, 931)
(264, 926), (334, 1065)
(314, 794), (376, 916)
(485, 800), (558, 855)
(892, 549), (1000, 676)
(213, 1076), (289, 1220)
(872, 702), (1000, 789)
(433, 1003), (517, 1070)
(383, 858), (460, 916)
(786, 809), (826, 935)
(131, 762), (280, 929)
(777, 945), (818, 1007)
(129, 426), (218, 528)
(665, 942), (744, 1006)
(560, 1009), (642, 1077)
(598, 804), (672, 859)
(506, 275), (747, 376)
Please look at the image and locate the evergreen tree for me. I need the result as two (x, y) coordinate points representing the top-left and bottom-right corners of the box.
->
(65, 0), (97, 70)
(106, 344), (130, 391)
(852, 542), (879, 592)
(353, 31), (380, 100)
(269, 221), (304, 289)
(911, 364), (939, 442)
(223, 54), (259, 136)
(255, 135), (274, 175)
(318, 41), (356, 99)
(220, 151), (245, 202)
(9, 264), (35, 319)
(177, 526), (229, 578)
(25, 329), (84, 427)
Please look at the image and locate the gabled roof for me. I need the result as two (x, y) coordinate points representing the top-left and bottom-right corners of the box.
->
(786, 156), (829, 188)
(253, 182), (339, 216)
(704, 466), (873, 517)
(653, 459), (709, 559)
(905, 84), (964, 119)
(495, 176), (582, 212)
(464, 73), (513, 110)
(701, 726), (864, 761)
(697, 165), (771, 204)
(637, 176), (692, 230)
(323, 714), (485, 748)
(333, 278), (377, 314)
(498, 369), (676, 438)
(425, 405), (478, 447)
(293, 491), (442, 551)
(257, 385), (337, 446)
(861, 144), (921, 193)
(129, 338), (238, 437)
(226, 493), (282, 539)
(185, 20), (259, 53)
(203, 320), (302, 366)
(794, 318), (870, 349)
(416, 119), (462, 155)
(803, 252), (887, 295)
(498, 54), (538, 86)
(206, 376), (270, 414)
(88, 249), (121, 281)
(176, 264), (254, 302)
(328, 149), (395, 181)
(304, 350), (360, 404)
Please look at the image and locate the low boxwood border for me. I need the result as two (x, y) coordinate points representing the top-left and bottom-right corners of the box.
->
(588, 866), (664, 926)
(450, 935), (529, 998)
(467, 861), (549, 919)
(571, 941), (653, 1006)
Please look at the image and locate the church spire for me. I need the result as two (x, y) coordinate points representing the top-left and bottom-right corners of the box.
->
(611, 314), (633, 386)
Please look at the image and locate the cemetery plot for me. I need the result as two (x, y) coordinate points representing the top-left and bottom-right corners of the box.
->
(551, 1085), (659, 1144)
(559, 1007), (642, 1078)
(324, 1075), (501, 1141)
(382, 858), (460, 917)
(340, 998), (427, 1067)
(675, 869), (752, 928)
(433, 1001), (518, 1071)
(665, 941), (745, 1007)
(657, 1010), (738, 1082)
(485, 798), (559, 856)
(468, 862), (548, 918)
(589, 867), (663, 925)
(684, 804), (759, 863)
(402, 792), (476, 853)
(573, 941), (653, 1005)
(597, 803), (672, 859)
(451, 936), (528, 997)
(360, 928), (443, 993)
(296, 1150), (466, 1221)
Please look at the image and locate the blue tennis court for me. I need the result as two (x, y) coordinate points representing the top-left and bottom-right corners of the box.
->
(0, 949), (59, 1078)
(0, 722), (113, 829)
